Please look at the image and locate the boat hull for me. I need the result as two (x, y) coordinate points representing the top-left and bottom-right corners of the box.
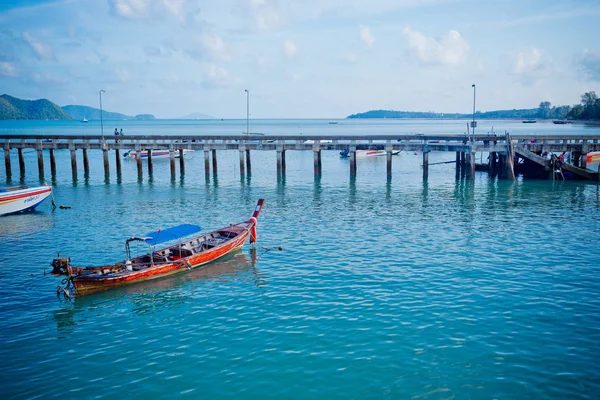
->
(71, 223), (252, 296)
(586, 151), (600, 165)
(0, 186), (52, 216)
(124, 150), (193, 160)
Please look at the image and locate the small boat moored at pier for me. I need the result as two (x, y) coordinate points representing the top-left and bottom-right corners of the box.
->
(0, 185), (53, 216)
(123, 149), (194, 159)
(51, 199), (265, 297)
(340, 149), (400, 158)
(586, 151), (600, 165)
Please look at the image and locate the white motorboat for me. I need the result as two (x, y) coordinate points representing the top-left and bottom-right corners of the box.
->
(123, 149), (194, 160)
(0, 185), (53, 216)
(340, 149), (400, 158)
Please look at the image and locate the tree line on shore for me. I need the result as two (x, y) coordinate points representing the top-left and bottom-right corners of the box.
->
(348, 90), (600, 120)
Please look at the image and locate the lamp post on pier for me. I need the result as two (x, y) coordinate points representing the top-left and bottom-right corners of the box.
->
(471, 84), (476, 144)
(244, 89), (249, 135)
(99, 89), (106, 141)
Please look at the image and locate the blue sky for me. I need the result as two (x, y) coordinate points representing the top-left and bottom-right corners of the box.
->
(1, 0), (599, 118)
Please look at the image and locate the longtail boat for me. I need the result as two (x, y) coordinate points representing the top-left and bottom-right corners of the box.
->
(52, 199), (264, 297)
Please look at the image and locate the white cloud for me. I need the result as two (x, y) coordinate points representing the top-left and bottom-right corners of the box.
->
(0, 62), (18, 77)
(283, 40), (297, 58)
(199, 34), (232, 61)
(238, 0), (288, 32)
(342, 52), (358, 64)
(402, 26), (469, 66)
(108, 0), (194, 24)
(512, 47), (544, 75)
(201, 63), (241, 88)
(31, 71), (68, 84)
(359, 25), (374, 48)
(22, 32), (54, 61)
(577, 49), (600, 81)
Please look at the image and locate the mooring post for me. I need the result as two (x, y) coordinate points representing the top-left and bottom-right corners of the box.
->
(211, 149), (217, 173)
(423, 150), (429, 179)
(83, 148), (89, 176)
(135, 143), (142, 177)
(36, 141), (44, 179)
(169, 147), (176, 176)
(18, 148), (25, 176)
(460, 151), (465, 166)
(489, 152), (497, 175)
(246, 148), (251, 174)
(282, 149), (286, 175)
(239, 148), (245, 176)
(455, 151), (460, 170)
(3, 142), (11, 178)
(115, 148), (121, 176)
(204, 150), (210, 175)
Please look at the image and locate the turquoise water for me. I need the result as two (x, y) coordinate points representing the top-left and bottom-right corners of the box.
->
(1, 120), (600, 399)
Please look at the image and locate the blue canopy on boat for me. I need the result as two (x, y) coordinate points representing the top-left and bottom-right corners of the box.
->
(143, 224), (202, 245)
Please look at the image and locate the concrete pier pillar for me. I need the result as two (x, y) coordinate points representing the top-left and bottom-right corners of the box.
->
(455, 152), (460, 169)
(204, 150), (210, 175)
(83, 148), (89, 176)
(239, 150), (245, 175)
(277, 150), (283, 176)
(246, 149), (251, 174)
(468, 152), (476, 178)
(70, 149), (77, 178)
(115, 149), (121, 176)
(136, 152), (142, 177)
(170, 150), (176, 176)
(282, 150), (286, 175)
(490, 152), (497, 175)
(147, 149), (153, 175)
(423, 151), (429, 179)
(350, 150), (357, 177)
(179, 149), (185, 174)
(49, 148), (56, 177)
(37, 149), (44, 178)
(387, 151), (392, 177)
(18, 148), (25, 176)
(103, 149), (110, 176)
(211, 149), (217, 173)
(314, 150), (322, 175)
(4, 147), (11, 178)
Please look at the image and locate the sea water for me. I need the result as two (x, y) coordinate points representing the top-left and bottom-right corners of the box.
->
(0, 119), (599, 399)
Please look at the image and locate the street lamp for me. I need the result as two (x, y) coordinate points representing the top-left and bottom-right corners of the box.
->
(99, 89), (106, 141)
(471, 84), (476, 143)
(244, 89), (249, 135)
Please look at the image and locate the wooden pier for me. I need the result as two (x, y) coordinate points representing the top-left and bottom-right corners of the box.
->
(1, 133), (599, 182)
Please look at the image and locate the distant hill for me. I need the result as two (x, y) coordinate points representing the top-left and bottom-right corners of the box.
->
(134, 114), (155, 121)
(178, 112), (215, 119)
(62, 105), (133, 121)
(347, 109), (542, 119)
(0, 94), (73, 120)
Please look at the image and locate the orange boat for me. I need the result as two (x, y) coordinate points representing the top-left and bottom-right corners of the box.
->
(52, 199), (264, 297)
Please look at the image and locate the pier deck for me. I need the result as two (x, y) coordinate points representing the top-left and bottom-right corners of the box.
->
(1, 133), (599, 181)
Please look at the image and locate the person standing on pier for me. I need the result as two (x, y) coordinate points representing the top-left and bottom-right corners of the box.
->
(114, 128), (119, 143)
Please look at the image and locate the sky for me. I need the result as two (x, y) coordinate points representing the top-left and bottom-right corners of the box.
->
(0, 0), (599, 118)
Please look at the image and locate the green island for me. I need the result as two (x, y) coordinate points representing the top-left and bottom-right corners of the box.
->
(347, 91), (600, 121)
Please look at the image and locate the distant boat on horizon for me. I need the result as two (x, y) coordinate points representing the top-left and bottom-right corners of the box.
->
(81, 117), (88, 123)
(553, 120), (571, 124)
(328, 121), (338, 124)
(522, 119), (537, 123)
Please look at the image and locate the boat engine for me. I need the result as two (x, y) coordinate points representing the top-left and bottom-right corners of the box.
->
(51, 256), (72, 276)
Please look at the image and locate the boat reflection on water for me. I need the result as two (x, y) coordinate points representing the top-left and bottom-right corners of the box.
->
(52, 249), (263, 337)
(0, 213), (54, 238)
